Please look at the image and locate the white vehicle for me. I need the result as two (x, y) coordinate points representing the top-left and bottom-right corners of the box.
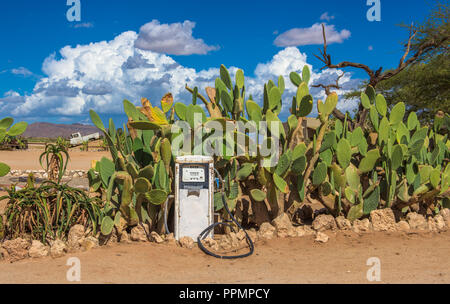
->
(69, 132), (100, 146)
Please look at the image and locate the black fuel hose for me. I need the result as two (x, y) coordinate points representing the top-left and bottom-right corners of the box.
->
(197, 168), (254, 259)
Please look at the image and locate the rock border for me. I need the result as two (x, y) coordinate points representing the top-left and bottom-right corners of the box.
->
(1, 208), (449, 263)
(6, 170), (87, 179)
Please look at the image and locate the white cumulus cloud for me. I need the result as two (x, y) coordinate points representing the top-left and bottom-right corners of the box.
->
(134, 20), (218, 55)
(274, 23), (351, 47)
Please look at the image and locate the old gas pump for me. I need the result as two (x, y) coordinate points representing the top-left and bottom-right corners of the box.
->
(174, 155), (214, 241)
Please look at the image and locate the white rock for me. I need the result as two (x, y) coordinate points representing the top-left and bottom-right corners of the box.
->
(352, 219), (372, 233)
(407, 213), (427, 231)
(271, 213), (293, 238)
(130, 224), (149, 242)
(336, 216), (352, 230)
(315, 232), (329, 243)
(312, 214), (337, 232)
(179, 236), (195, 249)
(370, 209), (397, 232)
(80, 237), (99, 251)
(434, 215), (446, 231)
(150, 231), (164, 244)
(2, 238), (30, 261)
(396, 220), (410, 232)
(50, 240), (67, 258)
(28, 240), (49, 258)
(258, 222), (276, 240)
(67, 225), (85, 250)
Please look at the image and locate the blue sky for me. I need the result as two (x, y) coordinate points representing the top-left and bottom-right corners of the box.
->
(0, 0), (433, 127)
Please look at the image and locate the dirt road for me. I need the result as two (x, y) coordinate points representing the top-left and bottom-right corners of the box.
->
(0, 231), (449, 284)
(0, 150), (110, 170)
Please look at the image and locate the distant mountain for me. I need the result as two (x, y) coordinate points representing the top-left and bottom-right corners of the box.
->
(23, 122), (101, 139)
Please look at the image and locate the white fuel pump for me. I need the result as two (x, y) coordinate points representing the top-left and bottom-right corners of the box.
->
(174, 155), (214, 241)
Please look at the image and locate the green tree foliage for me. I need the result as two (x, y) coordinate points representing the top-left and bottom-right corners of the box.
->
(376, 53), (449, 121)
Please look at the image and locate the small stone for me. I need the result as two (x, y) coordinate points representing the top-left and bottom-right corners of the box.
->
(179, 236), (195, 249)
(50, 240), (67, 258)
(130, 224), (149, 242)
(434, 215), (446, 231)
(370, 209), (397, 232)
(312, 214), (337, 232)
(120, 231), (131, 243)
(219, 237), (232, 251)
(427, 217), (437, 232)
(272, 213), (293, 238)
(80, 237), (99, 251)
(235, 230), (246, 241)
(28, 240), (49, 258)
(315, 232), (329, 243)
(67, 224), (85, 251)
(150, 231), (164, 244)
(258, 222), (276, 240)
(246, 229), (258, 243)
(396, 220), (410, 232)
(203, 237), (219, 251)
(287, 227), (297, 237)
(352, 219), (372, 233)
(296, 225), (316, 237)
(440, 209), (450, 226)
(0, 248), (9, 260)
(407, 212), (428, 231)
(336, 216), (352, 230)
(228, 232), (240, 248)
(2, 238), (30, 261)
(165, 233), (176, 244)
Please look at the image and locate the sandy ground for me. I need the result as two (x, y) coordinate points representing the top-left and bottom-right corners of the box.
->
(0, 150), (110, 171)
(0, 231), (449, 284)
